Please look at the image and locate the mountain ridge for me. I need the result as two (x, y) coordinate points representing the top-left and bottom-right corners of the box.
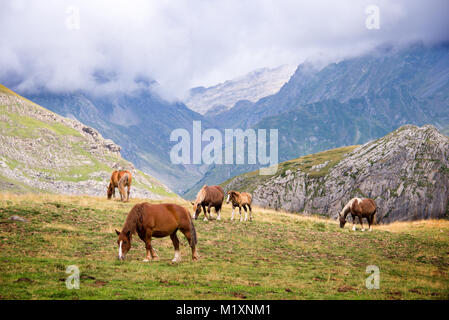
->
(221, 124), (449, 222)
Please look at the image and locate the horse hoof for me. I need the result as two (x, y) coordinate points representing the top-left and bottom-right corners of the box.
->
(152, 257), (160, 261)
(143, 258), (150, 262)
(203, 218), (208, 222)
(217, 217), (221, 221)
(361, 229), (365, 232)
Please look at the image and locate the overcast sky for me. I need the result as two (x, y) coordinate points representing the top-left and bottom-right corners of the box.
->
(1, 0), (448, 100)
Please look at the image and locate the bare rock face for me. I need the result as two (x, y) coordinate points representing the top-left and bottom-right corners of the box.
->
(239, 125), (449, 223)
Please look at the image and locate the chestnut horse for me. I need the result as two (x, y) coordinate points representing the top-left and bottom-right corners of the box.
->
(191, 185), (224, 221)
(115, 203), (198, 262)
(107, 170), (132, 202)
(339, 198), (377, 231)
(226, 190), (253, 221)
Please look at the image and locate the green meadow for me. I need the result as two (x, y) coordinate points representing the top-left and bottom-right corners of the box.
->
(0, 193), (448, 300)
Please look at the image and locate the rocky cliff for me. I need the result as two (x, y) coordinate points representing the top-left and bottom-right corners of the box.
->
(0, 84), (175, 199)
(222, 125), (449, 223)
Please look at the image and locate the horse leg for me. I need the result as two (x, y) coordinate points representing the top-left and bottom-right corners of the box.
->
(202, 204), (208, 221)
(368, 215), (373, 232)
(143, 235), (159, 262)
(243, 205), (248, 221)
(351, 214), (357, 231)
(215, 205), (221, 221)
(127, 185), (130, 202)
(359, 216), (365, 231)
(231, 205), (235, 221)
(112, 187), (116, 198)
(180, 229), (199, 261)
(207, 204), (213, 220)
(170, 232), (181, 263)
(248, 204), (253, 221)
(239, 206), (243, 222)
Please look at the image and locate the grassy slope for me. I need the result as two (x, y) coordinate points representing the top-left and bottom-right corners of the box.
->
(0, 194), (447, 300)
(0, 84), (175, 198)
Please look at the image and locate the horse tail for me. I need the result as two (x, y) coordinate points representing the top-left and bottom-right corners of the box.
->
(189, 213), (198, 248)
(118, 173), (129, 201)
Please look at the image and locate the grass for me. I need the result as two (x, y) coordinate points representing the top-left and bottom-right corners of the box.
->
(0, 193), (448, 300)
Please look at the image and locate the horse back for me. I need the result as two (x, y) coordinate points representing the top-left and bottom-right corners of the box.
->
(139, 203), (190, 235)
(353, 198), (376, 215)
(202, 185), (224, 205)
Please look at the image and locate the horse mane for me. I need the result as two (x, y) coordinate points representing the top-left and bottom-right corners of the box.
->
(122, 203), (145, 236)
(195, 185), (207, 204)
(339, 198), (357, 218)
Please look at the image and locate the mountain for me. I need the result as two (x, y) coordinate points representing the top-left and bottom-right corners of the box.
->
(18, 88), (207, 194)
(217, 43), (449, 130)
(185, 65), (296, 114)
(0, 84), (175, 198)
(221, 125), (449, 223)
(185, 43), (449, 197)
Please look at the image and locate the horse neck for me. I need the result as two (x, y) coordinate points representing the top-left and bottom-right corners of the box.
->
(339, 201), (353, 219)
(122, 210), (139, 237)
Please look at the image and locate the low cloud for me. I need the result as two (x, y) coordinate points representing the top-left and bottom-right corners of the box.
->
(1, 0), (448, 100)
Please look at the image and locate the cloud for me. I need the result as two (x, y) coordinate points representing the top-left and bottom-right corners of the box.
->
(1, 0), (448, 100)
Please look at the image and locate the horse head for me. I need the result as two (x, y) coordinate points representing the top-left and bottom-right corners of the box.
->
(115, 229), (131, 260)
(190, 201), (202, 219)
(226, 191), (235, 204)
(338, 212), (347, 228)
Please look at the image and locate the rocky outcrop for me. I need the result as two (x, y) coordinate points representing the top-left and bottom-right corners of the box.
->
(223, 125), (449, 223)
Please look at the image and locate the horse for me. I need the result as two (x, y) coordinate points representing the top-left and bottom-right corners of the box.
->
(107, 170), (132, 202)
(339, 198), (377, 231)
(115, 202), (199, 262)
(226, 190), (253, 221)
(191, 185), (224, 221)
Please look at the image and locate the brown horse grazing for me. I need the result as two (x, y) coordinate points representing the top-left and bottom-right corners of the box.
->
(226, 191), (253, 221)
(107, 170), (132, 202)
(191, 185), (224, 221)
(339, 198), (377, 231)
(115, 203), (198, 262)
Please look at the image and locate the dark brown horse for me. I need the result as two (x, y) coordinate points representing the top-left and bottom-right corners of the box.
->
(115, 203), (198, 262)
(226, 190), (253, 221)
(107, 170), (132, 202)
(191, 185), (224, 221)
(339, 198), (377, 231)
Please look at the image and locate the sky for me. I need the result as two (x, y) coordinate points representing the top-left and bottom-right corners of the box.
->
(1, 0), (448, 100)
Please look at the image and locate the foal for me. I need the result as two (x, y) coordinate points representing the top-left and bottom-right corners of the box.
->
(226, 191), (253, 221)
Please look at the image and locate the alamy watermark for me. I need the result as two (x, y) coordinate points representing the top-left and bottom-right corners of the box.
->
(365, 5), (380, 30)
(365, 265), (380, 289)
(66, 6), (80, 31)
(170, 121), (279, 175)
(65, 265), (80, 289)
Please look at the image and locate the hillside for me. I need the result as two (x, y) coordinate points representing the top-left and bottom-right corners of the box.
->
(222, 125), (449, 223)
(19, 88), (207, 194)
(186, 65), (295, 114)
(0, 193), (447, 299)
(0, 84), (175, 199)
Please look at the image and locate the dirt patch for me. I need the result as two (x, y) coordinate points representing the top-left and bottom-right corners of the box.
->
(337, 285), (355, 292)
(232, 292), (247, 299)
